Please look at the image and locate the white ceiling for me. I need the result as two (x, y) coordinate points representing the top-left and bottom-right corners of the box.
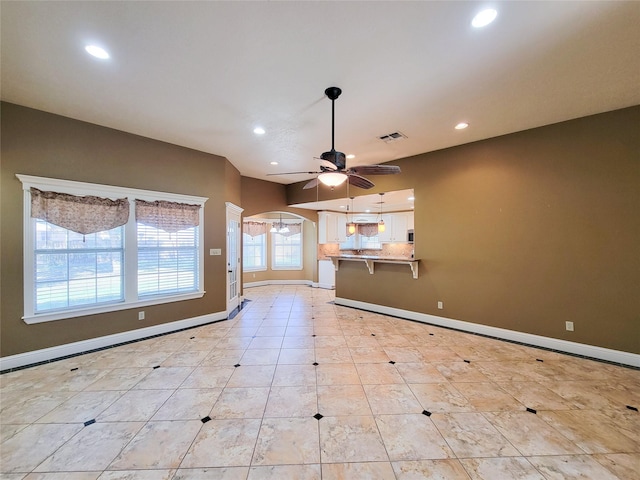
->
(2, 1), (639, 189)
(294, 189), (414, 214)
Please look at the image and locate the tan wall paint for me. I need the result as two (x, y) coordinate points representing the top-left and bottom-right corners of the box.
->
(242, 219), (317, 285)
(288, 106), (640, 354)
(241, 176), (319, 286)
(1, 102), (241, 357)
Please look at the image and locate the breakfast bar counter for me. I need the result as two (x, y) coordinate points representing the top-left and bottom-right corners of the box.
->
(328, 255), (420, 279)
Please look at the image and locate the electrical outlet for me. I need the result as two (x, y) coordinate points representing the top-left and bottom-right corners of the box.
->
(437, 301), (443, 310)
(565, 321), (574, 331)
(138, 311), (145, 320)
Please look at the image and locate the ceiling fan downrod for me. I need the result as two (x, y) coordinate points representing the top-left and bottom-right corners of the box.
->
(324, 87), (342, 151)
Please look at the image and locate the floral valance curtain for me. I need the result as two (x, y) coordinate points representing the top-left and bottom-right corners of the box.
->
(277, 222), (302, 237)
(244, 221), (267, 237)
(358, 223), (380, 237)
(30, 187), (129, 235)
(135, 199), (201, 233)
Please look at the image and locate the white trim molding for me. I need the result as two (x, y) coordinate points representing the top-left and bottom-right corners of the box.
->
(335, 297), (640, 368)
(244, 280), (315, 289)
(1, 310), (227, 372)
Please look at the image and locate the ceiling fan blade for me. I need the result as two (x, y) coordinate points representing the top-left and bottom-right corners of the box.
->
(348, 174), (375, 189)
(348, 165), (401, 176)
(266, 171), (322, 176)
(315, 158), (338, 171)
(303, 178), (320, 190)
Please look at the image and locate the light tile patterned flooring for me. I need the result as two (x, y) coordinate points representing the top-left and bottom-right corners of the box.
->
(1, 285), (639, 479)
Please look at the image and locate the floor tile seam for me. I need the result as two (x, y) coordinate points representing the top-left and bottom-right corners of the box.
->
(425, 411), (497, 463)
(28, 413), (140, 476)
(164, 413), (209, 475)
(550, 408), (640, 446)
(450, 380), (529, 411)
(478, 410), (590, 457)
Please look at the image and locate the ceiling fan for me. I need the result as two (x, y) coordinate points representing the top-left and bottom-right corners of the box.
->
(268, 86), (401, 190)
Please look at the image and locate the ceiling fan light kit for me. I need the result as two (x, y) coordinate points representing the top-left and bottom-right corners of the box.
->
(267, 87), (401, 189)
(318, 171), (348, 187)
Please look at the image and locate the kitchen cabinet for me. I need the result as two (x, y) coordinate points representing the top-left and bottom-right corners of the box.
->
(318, 212), (347, 244)
(318, 259), (336, 289)
(378, 213), (409, 243)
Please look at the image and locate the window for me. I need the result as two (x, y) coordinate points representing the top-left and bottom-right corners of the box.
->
(18, 175), (207, 324)
(137, 223), (199, 297)
(340, 224), (381, 250)
(34, 220), (124, 312)
(271, 223), (302, 270)
(242, 222), (267, 271)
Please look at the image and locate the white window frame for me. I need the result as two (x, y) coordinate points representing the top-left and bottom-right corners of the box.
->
(271, 222), (303, 271)
(340, 230), (382, 251)
(17, 174), (208, 324)
(242, 229), (267, 272)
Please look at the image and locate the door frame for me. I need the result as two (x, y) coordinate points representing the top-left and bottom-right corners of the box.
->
(225, 202), (244, 316)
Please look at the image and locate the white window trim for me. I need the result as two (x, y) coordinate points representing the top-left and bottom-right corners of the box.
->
(270, 226), (303, 271)
(244, 266), (268, 273)
(242, 225), (267, 273)
(17, 174), (208, 324)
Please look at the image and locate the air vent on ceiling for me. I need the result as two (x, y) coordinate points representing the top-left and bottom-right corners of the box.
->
(378, 131), (407, 143)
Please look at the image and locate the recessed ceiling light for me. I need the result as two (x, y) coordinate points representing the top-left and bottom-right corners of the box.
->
(85, 45), (109, 59)
(365, 209), (371, 213)
(270, 161), (278, 165)
(339, 205), (346, 209)
(472, 9), (497, 28)
(346, 154), (355, 159)
(253, 127), (266, 135)
(455, 122), (469, 130)
(408, 196), (415, 201)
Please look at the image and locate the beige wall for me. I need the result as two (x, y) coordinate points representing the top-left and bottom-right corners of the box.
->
(3, 102), (638, 358)
(242, 216), (317, 285)
(287, 106), (640, 354)
(240, 177), (319, 286)
(1, 102), (241, 357)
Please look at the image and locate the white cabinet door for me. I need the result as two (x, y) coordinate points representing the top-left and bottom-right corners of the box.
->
(378, 214), (393, 242)
(379, 213), (409, 242)
(392, 213), (408, 241)
(336, 214), (347, 243)
(318, 259), (336, 289)
(319, 212), (347, 244)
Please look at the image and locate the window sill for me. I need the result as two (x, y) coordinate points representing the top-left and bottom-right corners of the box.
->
(270, 266), (303, 271)
(23, 291), (206, 324)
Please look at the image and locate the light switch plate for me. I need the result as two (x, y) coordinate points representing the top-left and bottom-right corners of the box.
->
(210, 248), (222, 256)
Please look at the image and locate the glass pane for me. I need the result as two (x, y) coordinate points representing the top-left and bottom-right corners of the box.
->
(137, 223), (198, 297)
(33, 221), (124, 313)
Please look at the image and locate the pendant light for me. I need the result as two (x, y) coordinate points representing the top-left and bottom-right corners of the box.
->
(279, 213), (289, 233)
(347, 197), (356, 235)
(378, 193), (386, 233)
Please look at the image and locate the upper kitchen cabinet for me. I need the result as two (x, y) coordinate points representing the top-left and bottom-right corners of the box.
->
(318, 211), (347, 244)
(378, 212), (410, 243)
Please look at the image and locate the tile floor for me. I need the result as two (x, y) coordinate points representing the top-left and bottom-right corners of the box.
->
(1, 285), (639, 479)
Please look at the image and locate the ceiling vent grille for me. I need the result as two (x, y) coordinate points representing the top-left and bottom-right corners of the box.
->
(378, 131), (407, 143)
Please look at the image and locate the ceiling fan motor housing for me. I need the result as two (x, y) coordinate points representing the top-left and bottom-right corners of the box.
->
(320, 150), (346, 170)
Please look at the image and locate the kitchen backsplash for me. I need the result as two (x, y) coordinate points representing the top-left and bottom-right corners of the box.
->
(318, 243), (414, 260)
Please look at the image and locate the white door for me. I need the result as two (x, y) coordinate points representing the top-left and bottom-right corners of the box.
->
(226, 202), (243, 316)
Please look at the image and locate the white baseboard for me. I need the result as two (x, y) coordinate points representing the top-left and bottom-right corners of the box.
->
(317, 283), (336, 290)
(1, 310), (227, 372)
(335, 297), (639, 368)
(244, 280), (314, 289)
